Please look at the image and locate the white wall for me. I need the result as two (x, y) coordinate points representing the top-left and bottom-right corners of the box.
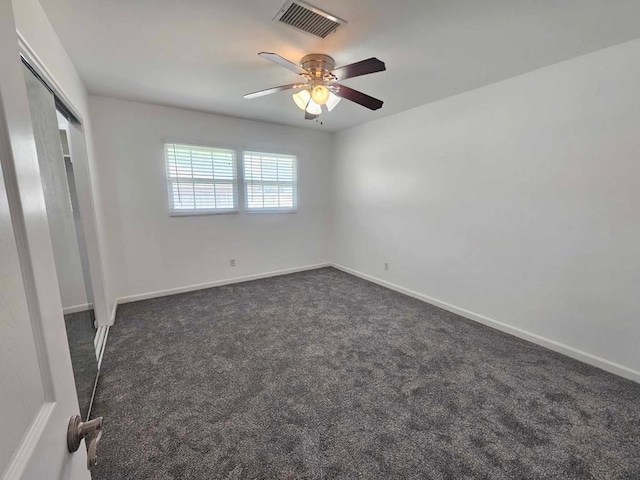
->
(12, 0), (112, 325)
(88, 96), (332, 301)
(332, 39), (640, 380)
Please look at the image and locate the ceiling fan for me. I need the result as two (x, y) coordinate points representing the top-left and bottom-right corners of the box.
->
(244, 52), (386, 120)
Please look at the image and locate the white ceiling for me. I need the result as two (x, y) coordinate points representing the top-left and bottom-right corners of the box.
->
(39, 0), (640, 132)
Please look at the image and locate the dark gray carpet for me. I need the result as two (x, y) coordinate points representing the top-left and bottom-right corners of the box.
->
(64, 309), (97, 420)
(91, 267), (640, 479)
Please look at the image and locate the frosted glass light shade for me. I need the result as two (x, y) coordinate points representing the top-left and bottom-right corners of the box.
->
(326, 92), (341, 112)
(306, 100), (322, 115)
(293, 90), (311, 110)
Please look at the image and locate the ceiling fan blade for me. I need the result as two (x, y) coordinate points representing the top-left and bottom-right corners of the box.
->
(244, 83), (304, 99)
(332, 84), (383, 110)
(331, 58), (386, 81)
(258, 52), (309, 76)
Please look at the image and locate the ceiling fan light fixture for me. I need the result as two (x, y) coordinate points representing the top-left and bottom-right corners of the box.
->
(326, 92), (341, 112)
(293, 89), (322, 114)
(292, 89), (311, 110)
(311, 84), (330, 105)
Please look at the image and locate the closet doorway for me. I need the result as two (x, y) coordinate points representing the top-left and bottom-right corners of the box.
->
(23, 59), (107, 421)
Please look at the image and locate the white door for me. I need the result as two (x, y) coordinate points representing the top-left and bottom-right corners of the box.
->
(0, 0), (92, 478)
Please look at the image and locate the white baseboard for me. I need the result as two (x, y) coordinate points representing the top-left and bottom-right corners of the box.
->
(115, 263), (331, 307)
(62, 303), (93, 315)
(331, 263), (640, 384)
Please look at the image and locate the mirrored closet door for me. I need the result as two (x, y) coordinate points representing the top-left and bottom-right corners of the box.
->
(23, 63), (99, 421)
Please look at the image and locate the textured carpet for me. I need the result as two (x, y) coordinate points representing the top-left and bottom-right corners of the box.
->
(64, 309), (97, 420)
(91, 267), (640, 479)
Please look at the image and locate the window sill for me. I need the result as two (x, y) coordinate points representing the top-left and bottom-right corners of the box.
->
(245, 209), (297, 214)
(169, 210), (239, 217)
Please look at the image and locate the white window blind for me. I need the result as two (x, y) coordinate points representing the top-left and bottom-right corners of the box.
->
(243, 151), (297, 212)
(165, 143), (238, 215)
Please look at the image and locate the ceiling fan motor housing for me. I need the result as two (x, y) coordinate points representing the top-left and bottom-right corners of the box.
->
(301, 54), (336, 82)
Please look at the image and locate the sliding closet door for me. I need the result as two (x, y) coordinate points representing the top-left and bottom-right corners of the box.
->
(23, 68), (89, 314)
(24, 68), (100, 423)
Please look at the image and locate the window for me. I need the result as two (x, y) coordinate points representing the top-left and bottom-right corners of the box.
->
(243, 151), (297, 212)
(165, 143), (238, 215)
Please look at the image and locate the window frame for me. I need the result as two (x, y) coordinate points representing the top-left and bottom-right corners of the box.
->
(164, 142), (239, 217)
(241, 149), (299, 214)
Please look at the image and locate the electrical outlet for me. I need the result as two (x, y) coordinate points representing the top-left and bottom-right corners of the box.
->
(384, 262), (389, 271)
(230, 259), (236, 267)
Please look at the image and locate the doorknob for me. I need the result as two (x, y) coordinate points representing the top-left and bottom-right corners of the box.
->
(67, 415), (103, 469)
